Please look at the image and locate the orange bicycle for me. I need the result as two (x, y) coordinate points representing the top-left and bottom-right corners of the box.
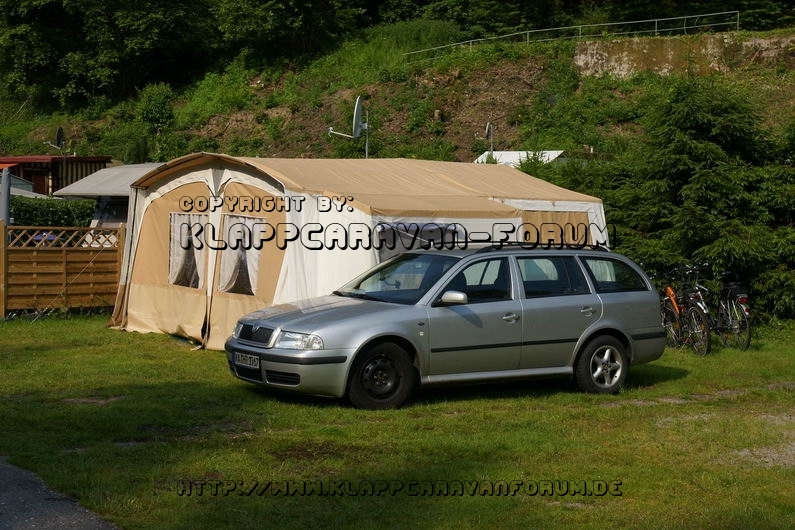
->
(660, 264), (711, 355)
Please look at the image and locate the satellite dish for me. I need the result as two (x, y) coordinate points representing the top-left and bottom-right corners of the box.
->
(352, 96), (365, 139)
(484, 122), (494, 152)
(328, 96), (370, 157)
(44, 126), (66, 152)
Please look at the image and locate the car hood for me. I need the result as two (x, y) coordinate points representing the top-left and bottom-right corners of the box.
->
(239, 294), (401, 333)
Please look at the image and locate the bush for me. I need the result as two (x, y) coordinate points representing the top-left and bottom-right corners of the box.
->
(9, 196), (95, 227)
(175, 58), (255, 129)
(136, 83), (175, 134)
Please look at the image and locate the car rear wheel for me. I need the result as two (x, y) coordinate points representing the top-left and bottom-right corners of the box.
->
(347, 343), (415, 409)
(574, 336), (627, 395)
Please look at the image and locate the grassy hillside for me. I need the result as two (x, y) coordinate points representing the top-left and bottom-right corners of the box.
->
(1, 24), (792, 164)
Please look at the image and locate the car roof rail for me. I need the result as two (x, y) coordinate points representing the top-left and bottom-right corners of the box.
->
(473, 242), (525, 253)
(473, 241), (612, 253)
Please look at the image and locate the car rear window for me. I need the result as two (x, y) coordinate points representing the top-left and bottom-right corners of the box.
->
(581, 257), (648, 293)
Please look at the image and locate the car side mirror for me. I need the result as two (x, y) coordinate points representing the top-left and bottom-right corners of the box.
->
(438, 290), (468, 306)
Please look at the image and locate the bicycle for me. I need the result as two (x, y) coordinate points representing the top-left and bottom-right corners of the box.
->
(659, 263), (712, 356)
(714, 271), (751, 350)
(660, 281), (682, 348)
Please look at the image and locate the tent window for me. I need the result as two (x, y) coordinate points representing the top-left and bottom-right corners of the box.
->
(218, 215), (260, 295)
(169, 213), (207, 289)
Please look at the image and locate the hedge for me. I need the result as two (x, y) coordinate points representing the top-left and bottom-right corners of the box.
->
(9, 196), (95, 227)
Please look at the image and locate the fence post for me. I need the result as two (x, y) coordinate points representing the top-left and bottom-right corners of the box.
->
(0, 220), (6, 319)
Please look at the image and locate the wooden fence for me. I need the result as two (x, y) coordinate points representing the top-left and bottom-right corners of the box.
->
(0, 221), (125, 318)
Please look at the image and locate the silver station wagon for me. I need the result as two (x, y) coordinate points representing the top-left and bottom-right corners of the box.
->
(225, 247), (666, 409)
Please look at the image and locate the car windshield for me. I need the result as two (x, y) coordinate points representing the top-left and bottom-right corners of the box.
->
(335, 253), (460, 305)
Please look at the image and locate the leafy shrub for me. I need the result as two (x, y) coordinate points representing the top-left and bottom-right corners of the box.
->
(367, 19), (463, 51)
(151, 132), (189, 162)
(175, 59), (255, 128)
(10, 197), (95, 227)
(136, 83), (175, 133)
(93, 120), (150, 164)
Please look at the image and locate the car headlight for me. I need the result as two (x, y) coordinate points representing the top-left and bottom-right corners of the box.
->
(233, 322), (244, 339)
(274, 331), (324, 350)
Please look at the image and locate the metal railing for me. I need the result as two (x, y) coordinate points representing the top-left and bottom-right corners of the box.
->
(404, 11), (740, 63)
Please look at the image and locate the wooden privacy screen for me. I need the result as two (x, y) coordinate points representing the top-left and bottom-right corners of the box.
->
(0, 221), (124, 317)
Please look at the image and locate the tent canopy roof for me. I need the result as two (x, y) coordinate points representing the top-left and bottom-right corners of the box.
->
(132, 154), (601, 214)
(55, 162), (162, 197)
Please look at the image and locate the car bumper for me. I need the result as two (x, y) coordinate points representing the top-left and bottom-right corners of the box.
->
(224, 337), (355, 398)
(630, 328), (667, 365)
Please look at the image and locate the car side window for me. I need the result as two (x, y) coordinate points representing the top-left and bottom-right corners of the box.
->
(445, 258), (512, 303)
(582, 257), (648, 293)
(518, 256), (590, 297)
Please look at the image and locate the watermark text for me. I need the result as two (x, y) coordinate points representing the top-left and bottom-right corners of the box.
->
(175, 478), (623, 497)
(177, 221), (617, 251)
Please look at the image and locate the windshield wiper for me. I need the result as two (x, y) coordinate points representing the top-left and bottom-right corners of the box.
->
(333, 290), (385, 302)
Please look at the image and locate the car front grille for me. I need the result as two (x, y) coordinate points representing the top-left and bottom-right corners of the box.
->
(238, 323), (274, 344)
(231, 362), (263, 382)
(266, 370), (300, 386)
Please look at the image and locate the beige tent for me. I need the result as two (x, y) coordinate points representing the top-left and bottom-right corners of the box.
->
(112, 153), (607, 350)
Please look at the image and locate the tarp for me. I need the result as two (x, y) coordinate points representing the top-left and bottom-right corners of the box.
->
(474, 150), (564, 167)
(113, 154), (608, 350)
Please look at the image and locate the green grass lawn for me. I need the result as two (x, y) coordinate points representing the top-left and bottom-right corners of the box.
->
(1, 315), (793, 529)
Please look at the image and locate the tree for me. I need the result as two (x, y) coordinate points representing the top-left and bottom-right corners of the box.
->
(214, 0), (368, 57)
(612, 74), (793, 317)
(0, 0), (81, 104)
(0, 0), (220, 106)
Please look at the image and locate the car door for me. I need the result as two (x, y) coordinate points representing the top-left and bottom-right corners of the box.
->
(518, 256), (602, 368)
(579, 255), (662, 339)
(426, 257), (522, 375)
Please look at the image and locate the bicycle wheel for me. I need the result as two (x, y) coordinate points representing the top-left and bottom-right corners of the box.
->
(722, 300), (751, 351)
(662, 299), (681, 348)
(686, 307), (711, 356)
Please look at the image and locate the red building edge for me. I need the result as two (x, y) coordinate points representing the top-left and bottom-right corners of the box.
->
(0, 155), (112, 196)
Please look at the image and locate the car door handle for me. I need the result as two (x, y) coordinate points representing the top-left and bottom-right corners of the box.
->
(502, 313), (519, 323)
(580, 306), (594, 316)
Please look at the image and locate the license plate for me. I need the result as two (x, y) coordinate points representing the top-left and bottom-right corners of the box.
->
(234, 352), (260, 369)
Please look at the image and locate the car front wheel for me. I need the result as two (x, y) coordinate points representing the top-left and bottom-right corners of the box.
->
(574, 336), (627, 394)
(347, 343), (415, 409)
